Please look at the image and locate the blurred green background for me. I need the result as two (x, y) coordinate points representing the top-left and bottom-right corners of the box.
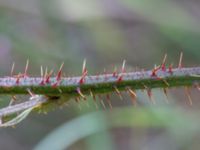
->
(0, 0), (200, 150)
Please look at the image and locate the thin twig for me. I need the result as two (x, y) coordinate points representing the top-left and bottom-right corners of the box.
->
(0, 95), (47, 118)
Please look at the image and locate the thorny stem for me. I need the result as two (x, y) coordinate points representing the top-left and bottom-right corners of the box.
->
(0, 67), (200, 123)
(0, 67), (199, 95)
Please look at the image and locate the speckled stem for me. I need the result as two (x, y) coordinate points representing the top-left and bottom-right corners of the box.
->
(0, 67), (199, 95)
(0, 67), (200, 119)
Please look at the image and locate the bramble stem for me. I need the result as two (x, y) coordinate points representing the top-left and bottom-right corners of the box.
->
(0, 67), (200, 121)
(0, 67), (199, 95)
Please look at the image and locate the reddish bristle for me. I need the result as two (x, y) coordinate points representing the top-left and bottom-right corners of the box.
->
(82, 59), (87, 74)
(15, 74), (21, 84)
(162, 79), (170, 87)
(117, 76), (123, 83)
(168, 63), (173, 74)
(103, 68), (108, 81)
(178, 52), (183, 69)
(40, 80), (45, 85)
(99, 97), (106, 110)
(106, 94), (112, 110)
(122, 60), (126, 73)
(151, 65), (161, 77)
(127, 87), (137, 105)
(114, 86), (123, 100)
(161, 54), (167, 71)
(79, 71), (87, 84)
(9, 95), (17, 106)
(56, 63), (64, 81)
(112, 66), (118, 77)
(77, 87), (86, 100)
(27, 89), (35, 97)
(79, 60), (88, 84)
(146, 88), (156, 104)
(90, 90), (98, 109)
(117, 60), (126, 83)
(11, 62), (15, 77)
(52, 82), (59, 88)
(163, 88), (169, 104)
(45, 70), (53, 83)
(40, 66), (46, 85)
(24, 59), (29, 77)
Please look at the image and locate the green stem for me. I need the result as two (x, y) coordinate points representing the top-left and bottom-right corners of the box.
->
(0, 67), (199, 95)
(0, 67), (200, 121)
